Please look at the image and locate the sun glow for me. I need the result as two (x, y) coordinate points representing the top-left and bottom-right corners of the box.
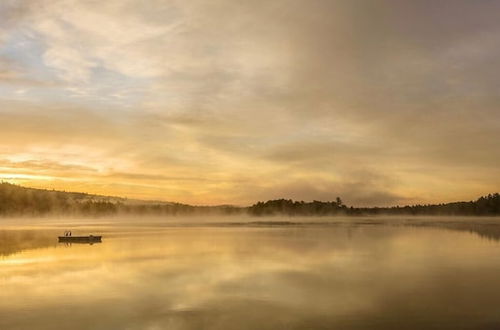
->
(0, 173), (54, 181)
(0, 0), (498, 206)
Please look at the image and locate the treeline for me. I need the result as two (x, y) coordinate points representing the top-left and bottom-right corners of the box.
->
(0, 182), (239, 217)
(1, 182), (499, 217)
(350, 193), (500, 216)
(249, 193), (500, 216)
(248, 198), (346, 216)
(0, 182), (118, 216)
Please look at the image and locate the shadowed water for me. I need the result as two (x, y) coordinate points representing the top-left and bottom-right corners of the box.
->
(1, 217), (500, 330)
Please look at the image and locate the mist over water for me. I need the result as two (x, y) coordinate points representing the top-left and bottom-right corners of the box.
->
(2, 217), (500, 330)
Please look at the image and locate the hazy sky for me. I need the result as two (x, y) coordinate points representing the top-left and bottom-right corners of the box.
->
(0, 0), (499, 206)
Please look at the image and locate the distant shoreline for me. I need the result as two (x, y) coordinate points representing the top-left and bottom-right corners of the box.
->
(0, 182), (499, 217)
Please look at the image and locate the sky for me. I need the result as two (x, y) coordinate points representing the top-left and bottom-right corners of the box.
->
(0, 0), (499, 206)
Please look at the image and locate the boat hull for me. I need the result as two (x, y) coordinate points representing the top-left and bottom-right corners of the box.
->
(58, 236), (102, 243)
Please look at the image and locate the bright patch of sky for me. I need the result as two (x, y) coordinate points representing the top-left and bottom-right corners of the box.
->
(0, 0), (499, 206)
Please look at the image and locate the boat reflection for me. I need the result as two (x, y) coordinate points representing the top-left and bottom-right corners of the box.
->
(59, 241), (102, 246)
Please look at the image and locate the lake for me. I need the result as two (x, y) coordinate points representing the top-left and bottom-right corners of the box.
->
(1, 217), (500, 330)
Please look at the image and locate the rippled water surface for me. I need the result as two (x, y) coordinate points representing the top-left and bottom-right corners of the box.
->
(1, 217), (500, 330)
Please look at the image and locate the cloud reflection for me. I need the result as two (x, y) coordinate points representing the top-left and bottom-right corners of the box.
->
(1, 222), (500, 329)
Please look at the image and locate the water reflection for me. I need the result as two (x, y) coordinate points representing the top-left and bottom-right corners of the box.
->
(59, 242), (102, 247)
(1, 219), (500, 329)
(0, 229), (57, 257)
(411, 221), (500, 242)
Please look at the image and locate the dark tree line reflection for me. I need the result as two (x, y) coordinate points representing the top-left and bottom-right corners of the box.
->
(0, 230), (57, 257)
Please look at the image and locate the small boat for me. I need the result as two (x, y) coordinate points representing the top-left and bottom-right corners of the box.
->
(58, 235), (102, 243)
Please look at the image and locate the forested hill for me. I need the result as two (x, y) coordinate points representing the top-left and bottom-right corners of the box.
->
(1, 182), (499, 217)
(0, 182), (239, 216)
(349, 193), (500, 216)
(248, 194), (500, 216)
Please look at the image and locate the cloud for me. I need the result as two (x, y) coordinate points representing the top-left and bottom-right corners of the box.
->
(0, 0), (499, 205)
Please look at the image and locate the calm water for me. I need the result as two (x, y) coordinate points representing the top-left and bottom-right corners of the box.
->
(1, 217), (500, 330)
